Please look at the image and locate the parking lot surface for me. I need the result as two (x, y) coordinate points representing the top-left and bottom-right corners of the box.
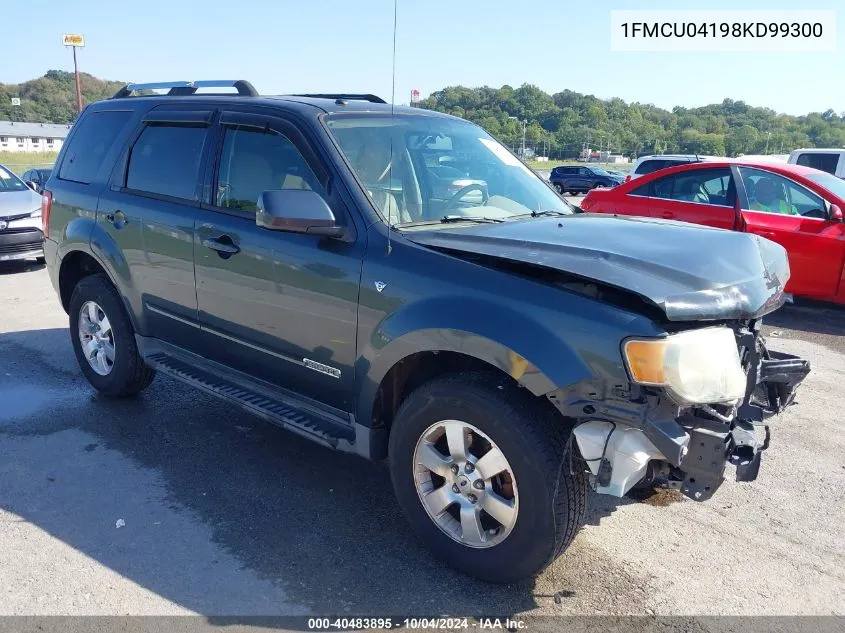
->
(1, 263), (844, 617)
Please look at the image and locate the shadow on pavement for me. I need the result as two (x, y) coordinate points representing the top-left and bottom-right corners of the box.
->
(1, 327), (644, 619)
(0, 260), (45, 276)
(765, 301), (845, 338)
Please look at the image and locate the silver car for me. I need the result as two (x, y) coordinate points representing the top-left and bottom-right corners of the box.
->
(0, 164), (45, 263)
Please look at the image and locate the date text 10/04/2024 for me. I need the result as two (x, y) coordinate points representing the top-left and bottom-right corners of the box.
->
(307, 618), (528, 630)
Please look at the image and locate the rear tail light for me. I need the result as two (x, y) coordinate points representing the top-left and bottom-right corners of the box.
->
(41, 191), (52, 238)
(625, 175), (631, 183)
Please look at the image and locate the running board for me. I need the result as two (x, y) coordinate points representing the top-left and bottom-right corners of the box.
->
(137, 337), (357, 452)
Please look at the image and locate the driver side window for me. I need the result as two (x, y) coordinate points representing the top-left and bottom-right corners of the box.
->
(738, 167), (827, 219)
(215, 126), (321, 215)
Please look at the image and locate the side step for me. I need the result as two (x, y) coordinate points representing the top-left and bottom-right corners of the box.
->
(142, 347), (356, 452)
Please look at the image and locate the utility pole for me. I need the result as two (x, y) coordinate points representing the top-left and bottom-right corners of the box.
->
(63, 34), (86, 114)
(765, 131), (771, 155)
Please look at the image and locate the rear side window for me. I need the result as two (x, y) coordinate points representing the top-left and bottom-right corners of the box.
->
(795, 152), (839, 175)
(125, 124), (208, 200)
(648, 168), (735, 207)
(58, 110), (133, 184)
(635, 160), (665, 175)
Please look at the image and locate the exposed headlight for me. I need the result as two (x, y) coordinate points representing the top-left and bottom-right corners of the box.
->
(623, 327), (746, 405)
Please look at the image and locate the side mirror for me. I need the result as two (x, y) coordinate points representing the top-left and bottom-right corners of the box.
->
(25, 181), (39, 191)
(256, 189), (345, 238)
(831, 204), (843, 221)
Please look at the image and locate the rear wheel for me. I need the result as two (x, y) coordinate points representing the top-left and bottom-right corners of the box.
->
(69, 273), (155, 397)
(388, 372), (588, 583)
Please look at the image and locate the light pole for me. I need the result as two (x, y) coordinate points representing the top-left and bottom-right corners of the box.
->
(509, 116), (527, 158)
(62, 34), (85, 114)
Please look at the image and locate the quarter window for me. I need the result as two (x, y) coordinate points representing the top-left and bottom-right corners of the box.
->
(738, 167), (827, 218)
(59, 110), (133, 184)
(214, 126), (322, 214)
(795, 152), (839, 175)
(126, 124), (208, 200)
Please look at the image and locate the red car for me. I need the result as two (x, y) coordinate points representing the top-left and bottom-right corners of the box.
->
(581, 161), (845, 304)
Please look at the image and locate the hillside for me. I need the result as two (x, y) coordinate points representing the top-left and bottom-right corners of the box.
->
(3, 73), (845, 158)
(0, 71), (124, 125)
(419, 85), (845, 158)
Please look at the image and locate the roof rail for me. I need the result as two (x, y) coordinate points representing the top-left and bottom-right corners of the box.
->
(290, 93), (387, 104)
(112, 80), (258, 99)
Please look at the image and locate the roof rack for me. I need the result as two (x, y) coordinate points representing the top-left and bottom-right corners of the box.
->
(290, 93), (387, 104)
(112, 80), (258, 99)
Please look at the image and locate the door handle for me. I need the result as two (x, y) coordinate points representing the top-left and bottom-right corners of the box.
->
(202, 236), (240, 256)
(105, 210), (128, 228)
(660, 211), (675, 219)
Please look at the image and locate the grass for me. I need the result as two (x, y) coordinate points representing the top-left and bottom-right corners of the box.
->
(0, 152), (59, 176)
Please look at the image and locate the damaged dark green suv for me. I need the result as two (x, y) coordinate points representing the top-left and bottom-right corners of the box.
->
(42, 80), (809, 583)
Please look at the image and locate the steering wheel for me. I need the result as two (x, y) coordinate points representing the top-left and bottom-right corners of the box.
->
(443, 183), (489, 213)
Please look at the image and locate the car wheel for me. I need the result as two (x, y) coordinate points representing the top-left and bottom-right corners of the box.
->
(69, 273), (155, 397)
(388, 372), (588, 583)
(553, 183), (564, 194)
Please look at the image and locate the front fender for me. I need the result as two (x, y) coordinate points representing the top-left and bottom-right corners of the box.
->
(355, 296), (593, 427)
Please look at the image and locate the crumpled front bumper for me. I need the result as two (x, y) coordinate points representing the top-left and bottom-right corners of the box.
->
(564, 322), (810, 502)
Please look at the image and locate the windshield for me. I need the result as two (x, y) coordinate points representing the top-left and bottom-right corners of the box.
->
(0, 166), (28, 192)
(325, 113), (573, 225)
(590, 167), (611, 177)
(807, 172), (845, 202)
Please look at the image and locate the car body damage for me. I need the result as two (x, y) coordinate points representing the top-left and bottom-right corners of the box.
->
(406, 216), (810, 502)
(406, 214), (791, 322)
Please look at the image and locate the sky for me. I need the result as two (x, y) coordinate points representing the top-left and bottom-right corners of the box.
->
(2, 0), (841, 116)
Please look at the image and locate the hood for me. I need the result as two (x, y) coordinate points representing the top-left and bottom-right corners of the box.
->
(0, 190), (42, 218)
(406, 214), (790, 322)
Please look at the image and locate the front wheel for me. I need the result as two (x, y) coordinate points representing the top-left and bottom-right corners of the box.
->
(69, 273), (155, 397)
(553, 183), (564, 194)
(388, 373), (587, 583)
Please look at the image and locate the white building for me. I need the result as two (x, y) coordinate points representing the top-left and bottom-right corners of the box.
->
(0, 121), (72, 153)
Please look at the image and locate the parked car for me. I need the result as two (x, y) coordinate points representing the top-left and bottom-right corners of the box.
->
(0, 163), (46, 263)
(626, 154), (716, 181)
(21, 168), (53, 194)
(581, 160), (845, 304)
(788, 148), (845, 179)
(43, 80), (808, 583)
(549, 165), (623, 194)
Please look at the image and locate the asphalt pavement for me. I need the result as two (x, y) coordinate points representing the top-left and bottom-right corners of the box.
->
(1, 262), (844, 619)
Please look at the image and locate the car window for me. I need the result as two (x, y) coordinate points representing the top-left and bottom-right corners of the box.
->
(578, 167), (590, 176)
(646, 168), (735, 207)
(326, 113), (571, 223)
(0, 165), (28, 192)
(795, 152), (839, 175)
(125, 124), (208, 200)
(59, 110), (133, 184)
(738, 167), (827, 218)
(635, 160), (665, 175)
(214, 125), (322, 214)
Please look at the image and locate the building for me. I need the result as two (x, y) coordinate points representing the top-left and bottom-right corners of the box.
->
(0, 121), (72, 153)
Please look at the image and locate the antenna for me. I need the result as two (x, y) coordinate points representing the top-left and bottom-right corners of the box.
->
(386, 0), (398, 255)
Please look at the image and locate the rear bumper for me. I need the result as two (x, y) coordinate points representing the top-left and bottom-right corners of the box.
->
(0, 228), (44, 262)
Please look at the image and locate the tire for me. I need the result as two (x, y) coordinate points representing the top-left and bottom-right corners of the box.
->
(388, 372), (588, 583)
(553, 183), (564, 194)
(69, 273), (155, 397)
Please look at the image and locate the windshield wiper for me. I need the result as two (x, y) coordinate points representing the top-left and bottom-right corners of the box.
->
(509, 209), (572, 220)
(440, 215), (505, 224)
